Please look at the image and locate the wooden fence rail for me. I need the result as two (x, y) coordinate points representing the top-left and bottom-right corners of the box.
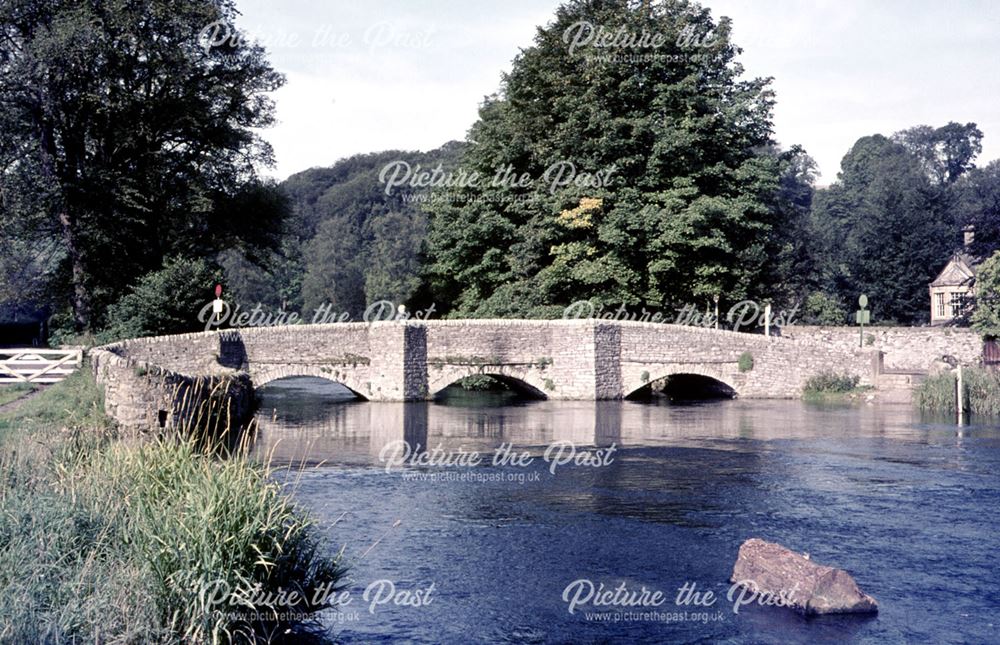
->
(0, 349), (83, 384)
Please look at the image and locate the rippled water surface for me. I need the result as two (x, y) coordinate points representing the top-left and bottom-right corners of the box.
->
(253, 378), (1000, 644)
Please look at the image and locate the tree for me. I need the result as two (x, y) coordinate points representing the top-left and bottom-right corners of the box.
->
(364, 211), (428, 306)
(893, 122), (983, 185)
(425, 0), (786, 317)
(809, 135), (959, 323)
(952, 160), (1000, 259)
(218, 238), (304, 313)
(972, 251), (1000, 338)
(103, 256), (222, 340)
(754, 146), (818, 308)
(0, 0), (285, 331)
(800, 291), (847, 325)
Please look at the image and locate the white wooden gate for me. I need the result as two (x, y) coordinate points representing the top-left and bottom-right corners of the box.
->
(0, 349), (83, 384)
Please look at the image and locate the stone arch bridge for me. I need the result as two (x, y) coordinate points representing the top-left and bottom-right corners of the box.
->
(91, 320), (879, 430)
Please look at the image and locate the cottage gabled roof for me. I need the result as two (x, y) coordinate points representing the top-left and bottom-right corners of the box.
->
(930, 252), (978, 288)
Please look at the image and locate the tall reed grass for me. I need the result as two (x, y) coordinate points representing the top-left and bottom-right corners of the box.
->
(916, 366), (1000, 418)
(0, 368), (346, 643)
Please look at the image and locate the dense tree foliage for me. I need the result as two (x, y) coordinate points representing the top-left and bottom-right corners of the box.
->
(808, 131), (978, 324)
(2, 0), (999, 341)
(219, 144), (463, 318)
(893, 122), (983, 186)
(972, 251), (1000, 338)
(0, 0), (285, 332)
(424, 0), (789, 317)
(99, 257), (222, 341)
(799, 291), (848, 325)
(952, 160), (1000, 259)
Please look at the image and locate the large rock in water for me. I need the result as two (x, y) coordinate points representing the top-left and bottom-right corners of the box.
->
(730, 538), (878, 615)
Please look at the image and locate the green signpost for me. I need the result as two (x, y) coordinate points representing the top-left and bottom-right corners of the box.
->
(856, 294), (870, 347)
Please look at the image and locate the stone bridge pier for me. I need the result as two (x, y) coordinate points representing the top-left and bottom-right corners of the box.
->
(91, 319), (880, 431)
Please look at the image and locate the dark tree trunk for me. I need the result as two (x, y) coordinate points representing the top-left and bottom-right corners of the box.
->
(37, 112), (92, 331)
(58, 209), (90, 332)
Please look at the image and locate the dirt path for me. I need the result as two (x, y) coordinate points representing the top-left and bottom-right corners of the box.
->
(0, 386), (47, 416)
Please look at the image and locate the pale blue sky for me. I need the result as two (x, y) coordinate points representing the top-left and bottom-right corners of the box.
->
(235, 0), (1000, 184)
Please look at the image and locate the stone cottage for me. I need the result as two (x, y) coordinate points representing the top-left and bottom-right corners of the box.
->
(929, 226), (979, 325)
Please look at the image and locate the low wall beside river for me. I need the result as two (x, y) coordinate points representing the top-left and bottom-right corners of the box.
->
(779, 326), (983, 372)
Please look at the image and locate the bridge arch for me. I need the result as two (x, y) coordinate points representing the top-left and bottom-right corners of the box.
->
(250, 365), (370, 400)
(622, 363), (741, 400)
(427, 363), (550, 400)
(630, 373), (738, 401)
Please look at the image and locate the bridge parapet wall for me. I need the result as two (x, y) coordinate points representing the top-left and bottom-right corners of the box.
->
(91, 340), (252, 432)
(228, 324), (372, 366)
(92, 319), (895, 431)
(616, 323), (876, 398)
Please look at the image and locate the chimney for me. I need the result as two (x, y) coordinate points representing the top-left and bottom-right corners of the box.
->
(964, 225), (975, 249)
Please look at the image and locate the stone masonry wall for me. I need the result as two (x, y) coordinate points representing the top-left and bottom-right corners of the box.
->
(424, 319), (601, 398)
(780, 326), (983, 371)
(95, 320), (950, 431)
(616, 323), (877, 398)
(91, 342), (252, 432)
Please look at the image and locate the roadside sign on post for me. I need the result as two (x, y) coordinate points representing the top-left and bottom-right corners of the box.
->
(856, 294), (870, 347)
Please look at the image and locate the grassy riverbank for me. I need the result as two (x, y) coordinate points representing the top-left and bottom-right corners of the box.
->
(916, 367), (1000, 417)
(0, 369), (345, 643)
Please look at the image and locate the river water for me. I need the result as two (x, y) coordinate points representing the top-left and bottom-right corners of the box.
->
(253, 378), (1000, 644)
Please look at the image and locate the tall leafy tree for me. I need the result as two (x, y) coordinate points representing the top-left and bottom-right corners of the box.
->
(0, 0), (285, 331)
(364, 211), (428, 306)
(952, 160), (1000, 259)
(756, 146), (818, 306)
(893, 122), (983, 185)
(810, 135), (960, 323)
(425, 0), (786, 317)
(972, 250), (1000, 338)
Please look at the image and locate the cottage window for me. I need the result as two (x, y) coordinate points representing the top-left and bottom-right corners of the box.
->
(935, 292), (946, 318)
(950, 292), (967, 318)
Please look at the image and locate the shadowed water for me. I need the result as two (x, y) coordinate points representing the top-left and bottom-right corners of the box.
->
(253, 377), (1000, 644)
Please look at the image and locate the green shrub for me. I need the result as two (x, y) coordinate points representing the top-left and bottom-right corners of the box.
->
(801, 291), (847, 325)
(972, 251), (1000, 338)
(916, 372), (958, 413)
(738, 352), (754, 373)
(103, 256), (223, 341)
(804, 371), (861, 393)
(456, 374), (509, 391)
